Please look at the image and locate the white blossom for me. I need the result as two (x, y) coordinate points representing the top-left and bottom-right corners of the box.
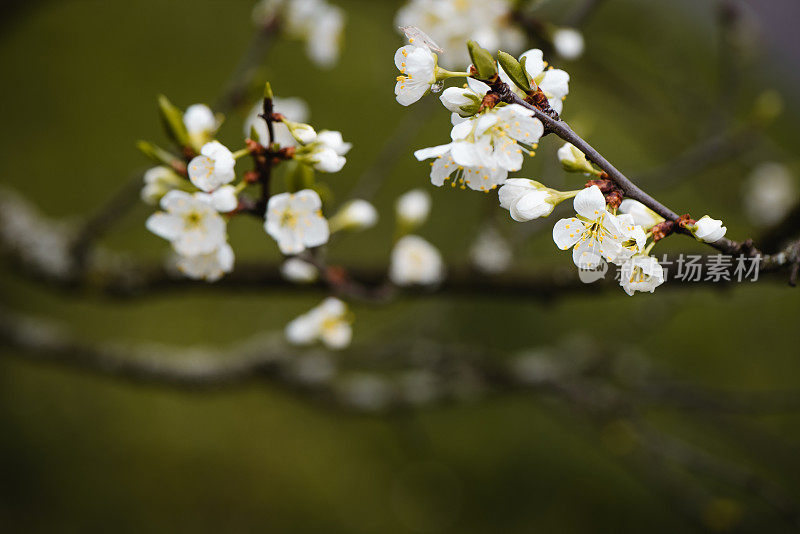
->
(745, 162), (798, 226)
(498, 49), (570, 114)
(557, 143), (594, 174)
(183, 104), (218, 147)
(196, 185), (239, 213)
(498, 179), (575, 222)
(552, 28), (585, 60)
(470, 226), (512, 274)
(619, 199), (664, 230)
(315, 130), (352, 156)
(330, 199), (378, 232)
(146, 191), (227, 256)
(281, 257), (319, 283)
(389, 235), (445, 286)
(264, 189), (329, 254)
(552, 185), (626, 269)
(414, 103), (543, 192)
(297, 128), (350, 173)
(396, 189), (431, 227)
(693, 215), (727, 243)
(308, 146), (346, 173)
(175, 243), (234, 282)
(187, 141), (236, 192)
(285, 297), (352, 349)
(245, 96), (309, 147)
(619, 255), (665, 296)
(141, 166), (183, 205)
(395, 41), (438, 106)
(395, 0), (525, 67)
(255, 0), (345, 69)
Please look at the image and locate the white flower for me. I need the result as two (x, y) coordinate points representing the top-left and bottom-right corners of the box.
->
(470, 226), (512, 274)
(396, 189), (431, 226)
(619, 199), (664, 230)
(281, 257), (319, 283)
(141, 166), (183, 205)
(395, 0), (525, 67)
(552, 185), (626, 269)
(389, 235), (445, 286)
(146, 190), (227, 256)
(395, 42), (438, 106)
(330, 199), (378, 232)
(308, 146), (346, 173)
(498, 49), (570, 114)
(693, 215), (727, 243)
(285, 121), (318, 144)
(187, 141), (236, 192)
(745, 162), (798, 226)
(557, 143), (594, 174)
(245, 96), (309, 147)
(315, 129), (352, 155)
(619, 255), (665, 296)
(265, 189), (330, 254)
(196, 185), (239, 213)
(175, 243), (234, 282)
(613, 213), (648, 265)
(414, 103), (543, 191)
(552, 28), (585, 60)
(498, 179), (574, 222)
(183, 104), (218, 147)
(285, 297), (352, 349)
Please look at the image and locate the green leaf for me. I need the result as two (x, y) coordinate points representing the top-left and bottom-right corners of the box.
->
(498, 51), (531, 92)
(467, 40), (497, 79)
(156, 95), (190, 147)
(136, 140), (179, 167)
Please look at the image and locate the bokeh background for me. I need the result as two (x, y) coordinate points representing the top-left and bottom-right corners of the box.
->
(1, 0), (800, 532)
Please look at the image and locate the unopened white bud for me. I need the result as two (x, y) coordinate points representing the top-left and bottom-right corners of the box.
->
(395, 189), (431, 227)
(552, 28), (585, 60)
(330, 199), (378, 232)
(693, 215), (727, 243)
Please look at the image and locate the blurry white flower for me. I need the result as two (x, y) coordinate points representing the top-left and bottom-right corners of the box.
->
(498, 179), (575, 222)
(395, 0), (525, 67)
(245, 96), (309, 147)
(389, 235), (445, 286)
(187, 141), (236, 192)
(745, 162), (798, 226)
(470, 226), (512, 274)
(176, 243), (234, 282)
(141, 166), (183, 205)
(281, 257), (319, 283)
(395, 42), (438, 106)
(146, 191), (227, 256)
(329, 199), (378, 232)
(693, 215), (727, 243)
(255, 0), (345, 68)
(557, 143), (594, 174)
(396, 189), (431, 227)
(196, 185), (239, 213)
(498, 49), (570, 114)
(315, 130), (352, 155)
(183, 104), (218, 148)
(285, 297), (352, 349)
(552, 185), (626, 269)
(264, 189), (329, 254)
(619, 255), (665, 296)
(552, 28), (584, 60)
(619, 199), (664, 230)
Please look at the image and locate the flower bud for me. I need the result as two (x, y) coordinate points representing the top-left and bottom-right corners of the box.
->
(557, 143), (594, 174)
(619, 199), (664, 230)
(281, 257), (319, 283)
(440, 87), (481, 116)
(692, 215), (727, 243)
(330, 199), (378, 232)
(498, 179), (573, 222)
(140, 166), (183, 205)
(395, 189), (431, 228)
(309, 146), (345, 173)
(286, 121), (318, 145)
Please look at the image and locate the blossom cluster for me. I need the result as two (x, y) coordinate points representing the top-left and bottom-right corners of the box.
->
(394, 34), (729, 296)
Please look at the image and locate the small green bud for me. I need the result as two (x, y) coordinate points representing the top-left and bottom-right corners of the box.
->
(156, 95), (190, 147)
(467, 40), (497, 79)
(263, 81), (274, 100)
(497, 51), (531, 91)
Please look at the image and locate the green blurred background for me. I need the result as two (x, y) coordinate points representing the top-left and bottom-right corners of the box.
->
(1, 0), (800, 532)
